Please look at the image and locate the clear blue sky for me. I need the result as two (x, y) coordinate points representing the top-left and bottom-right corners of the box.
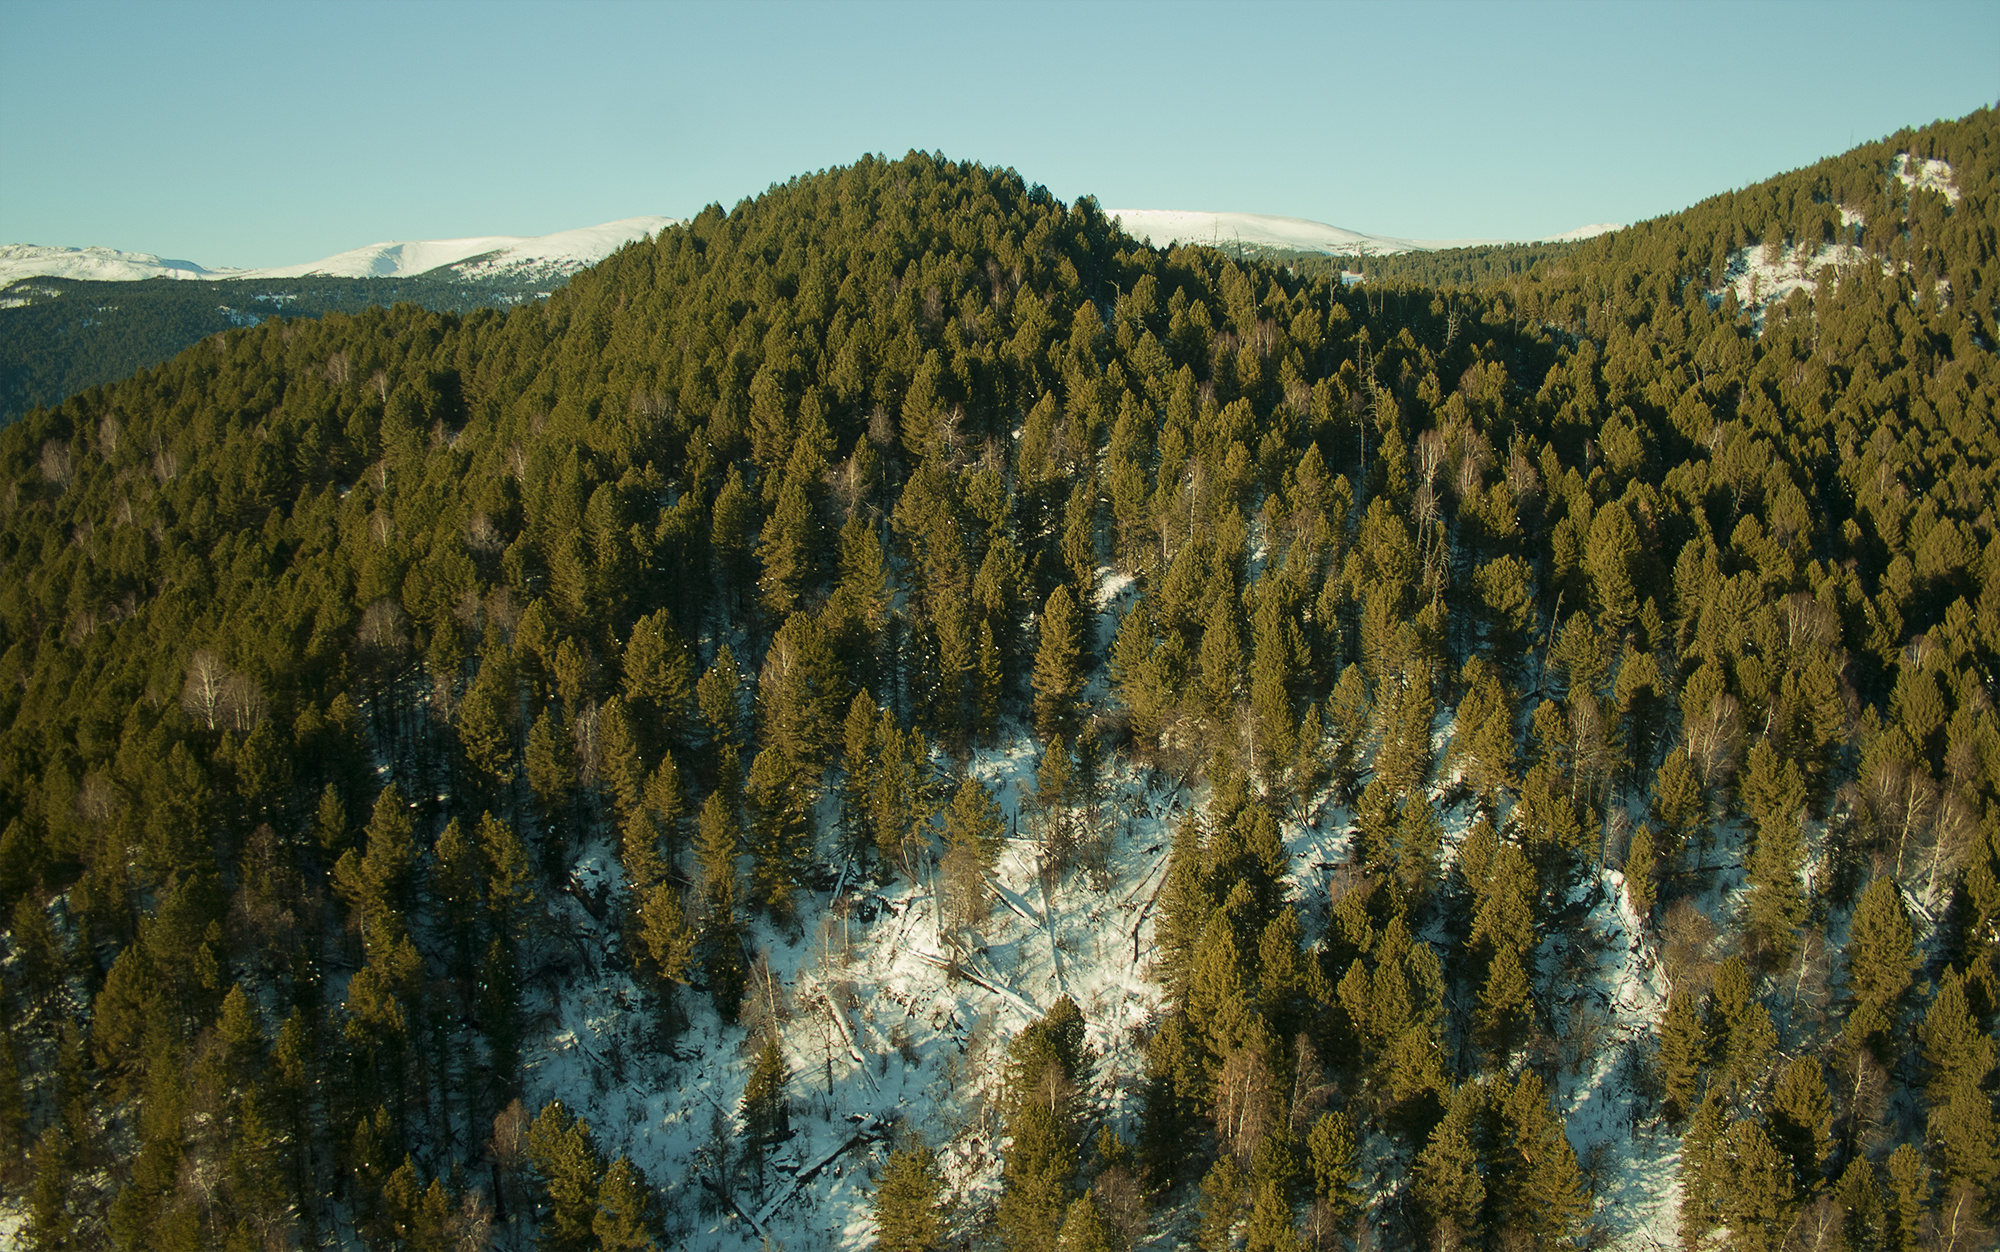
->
(2, 0), (1994, 267)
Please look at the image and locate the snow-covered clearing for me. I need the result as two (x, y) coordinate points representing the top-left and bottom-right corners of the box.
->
(513, 574), (1685, 1251)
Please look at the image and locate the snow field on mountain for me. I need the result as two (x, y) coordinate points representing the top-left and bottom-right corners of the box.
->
(1105, 210), (1623, 257)
(0, 243), (239, 286)
(0, 217), (677, 290)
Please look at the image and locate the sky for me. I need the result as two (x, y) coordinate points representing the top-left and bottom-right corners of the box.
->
(1, 0), (1995, 268)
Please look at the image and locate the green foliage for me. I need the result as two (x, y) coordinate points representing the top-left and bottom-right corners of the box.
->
(873, 1140), (944, 1252)
(4, 116), (2000, 1245)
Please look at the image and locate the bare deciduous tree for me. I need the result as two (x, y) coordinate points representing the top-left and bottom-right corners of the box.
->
(181, 648), (231, 730)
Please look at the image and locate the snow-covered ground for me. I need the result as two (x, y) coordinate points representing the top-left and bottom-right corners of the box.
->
(0, 216), (675, 290)
(511, 572), (1684, 1252)
(1895, 154), (1960, 204)
(1106, 210), (1621, 256)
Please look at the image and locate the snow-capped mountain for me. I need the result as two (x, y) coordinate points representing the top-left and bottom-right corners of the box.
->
(1105, 208), (1620, 255)
(0, 243), (244, 286)
(0, 216), (677, 289)
(235, 215), (677, 282)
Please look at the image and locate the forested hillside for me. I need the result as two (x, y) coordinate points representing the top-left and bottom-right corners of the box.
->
(1, 110), (1998, 1252)
(0, 272), (566, 426)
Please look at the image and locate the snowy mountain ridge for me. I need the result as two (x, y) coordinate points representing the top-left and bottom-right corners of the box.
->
(0, 216), (676, 289)
(1105, 209), (1622, 256)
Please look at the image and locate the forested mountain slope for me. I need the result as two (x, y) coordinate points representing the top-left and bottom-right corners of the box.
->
(0, 110), (1997, 1251)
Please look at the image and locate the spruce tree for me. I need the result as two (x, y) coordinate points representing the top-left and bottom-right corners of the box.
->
(1475, 942), (1534, 1061)
(1883, 1143), (1930, 1252)
(1768, 1055), (1832, 1193)
(1623, 822), (1657, 925)
(740, 1032), (790, 1181)
(1844, 877), (1916, 1061)
(873, 1140), (945, 1252)
(526, 1101), (605, 1252)
(1410, 1083), (1485, 1247)
(1057, 1195), (1117, 1252)
(1305, 1111), (1361, 1236)
(1033, 583), (1085, 740)
(1658, 987), (1707, 1126)
(1716, 1117), (1796, 1252)
(1197, 1155), (1245, 1252)
(1497, 1070), (1590, 1245)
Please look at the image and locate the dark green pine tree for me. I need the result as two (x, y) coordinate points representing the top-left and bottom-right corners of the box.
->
(1843, 876), (1916, 1061)
(1057, 1195), (1117, 1252)
(1742, 749), (1809, 965)
(695, 789), (747, 1019)
(740, 1031), (791, 1183)
(1496, 1070), (1590, 1246)
(1715, 1117), (1796, 1252)
(744, 746), (812, 924)
(1305, 1110), (1361, 1241)
(873, 1140), (945, 1252)
(1658, 987), (1708, 1127)
(527, 1101), (605, 1252)
(1196, 1155), (1245, 1252)
(1767, 1055), (1832, 1194)
(1475, 941), (1535, 1061)
(1410, 1083), (1485, 1248)
(1883, 1143), (1931, 1252)
(1623, 822), (1657, 925)
(1033, 583), (1085, 740)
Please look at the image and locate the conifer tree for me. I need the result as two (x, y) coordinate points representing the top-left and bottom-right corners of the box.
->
(1034, 583), (1085, 740)
(745, 746), (812, 923)
(842, 689), (880, 865)
(1884, 1143), (1931, 1252)
(1658, 987), (1707, 1127)
(697, 643), (745, 749)
(1677, 1095), (1727, 1251)
(1769, 1055), (1833, 1194)
(1197, 1155), (1245, 1252)
(527, 1101), (605, 1252)
(1411, 1083), (1485, 1247)
(1844, 876), (1916, 1060)
(621, 608), (696, 751)
(588, 1152), (660, 1248)
(1305, 1110), (1361, 1238)
(1744, 777), (1809, 965)
(1058, 1194), (1117, 1252)
(1651, 746), (1705, 869)
(873, 1140), (944, 1252)
(1497, 1070), (1590, 1245)
(1624, 822), (1657, 925)
(1475, 942), (1534, 1060)
(1717, 1117), (1797, 1252)
(740, 1032), (790, 1181)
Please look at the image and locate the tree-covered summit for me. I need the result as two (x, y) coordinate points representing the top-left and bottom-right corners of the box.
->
(0, 119), (1996, 1249)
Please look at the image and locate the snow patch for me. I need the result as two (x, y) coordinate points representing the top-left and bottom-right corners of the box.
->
(1894, 153), (1960, 205)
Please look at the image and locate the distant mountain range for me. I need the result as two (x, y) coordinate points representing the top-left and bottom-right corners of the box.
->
(0, 216), (677, 292)
(1103, 209), (1620, 257)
